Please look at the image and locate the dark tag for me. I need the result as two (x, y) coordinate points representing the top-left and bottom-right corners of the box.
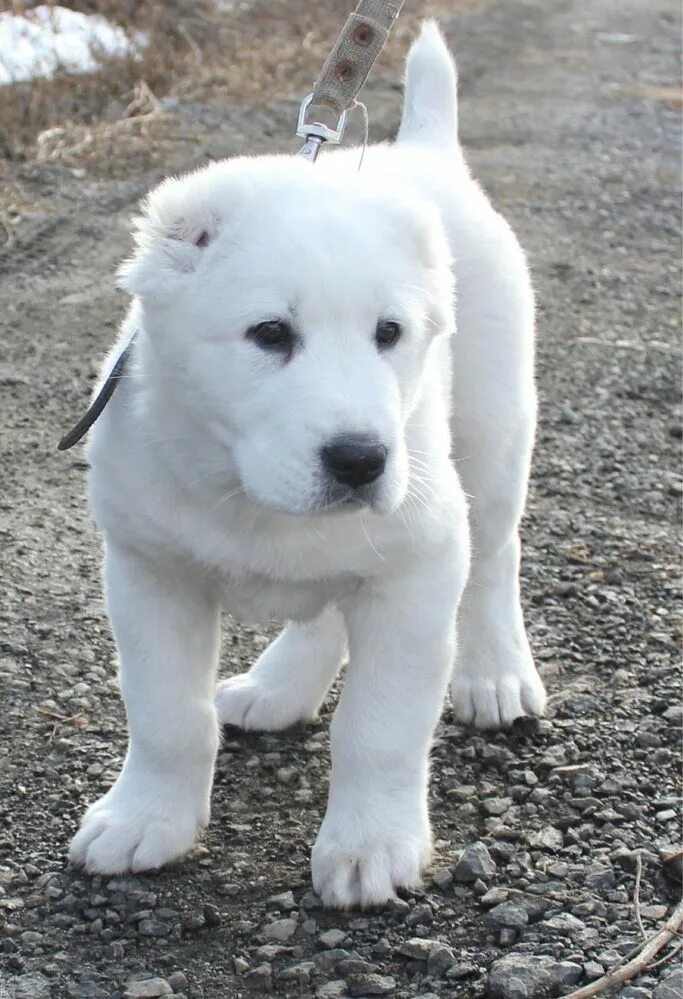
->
(58, 335), (135, 451)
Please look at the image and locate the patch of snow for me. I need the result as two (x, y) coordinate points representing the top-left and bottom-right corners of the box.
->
(0, 5), (147, 85)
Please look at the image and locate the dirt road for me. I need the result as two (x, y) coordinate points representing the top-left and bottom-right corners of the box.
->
(1, 0), (681, 997)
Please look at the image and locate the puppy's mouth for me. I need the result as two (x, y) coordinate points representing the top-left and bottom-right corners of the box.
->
(312, 483), (377, 516)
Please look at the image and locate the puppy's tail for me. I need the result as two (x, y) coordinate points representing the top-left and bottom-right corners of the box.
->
(397, 20), (459, 149)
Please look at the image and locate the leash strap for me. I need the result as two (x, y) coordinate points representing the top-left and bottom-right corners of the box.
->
(312, 0), (404, 114)
(297, 0), (404, 160)
(57, 336), (135, 450)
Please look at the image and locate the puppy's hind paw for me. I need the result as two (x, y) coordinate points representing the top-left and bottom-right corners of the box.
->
(216, 672), (317, 732)
(451, 667), (546, 729)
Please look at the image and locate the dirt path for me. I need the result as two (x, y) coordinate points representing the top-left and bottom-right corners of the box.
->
(1, 1), (681, 997)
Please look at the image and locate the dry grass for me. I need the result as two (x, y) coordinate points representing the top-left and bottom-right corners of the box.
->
(0, 0), (480, 168)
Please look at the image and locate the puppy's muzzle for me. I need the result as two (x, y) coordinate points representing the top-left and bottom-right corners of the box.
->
(321, 435), (387, 489)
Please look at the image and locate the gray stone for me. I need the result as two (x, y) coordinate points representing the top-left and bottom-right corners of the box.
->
(319, 928), (350, 949)
(431, 867), (453, 890)
(315, 949), (352, 972)
(399, 938), (433, 960)
(487, 955), (556, 999)
(263, 917), (297, 942)
(267, 890), (296, 910)
(137, 919), (169, 937)
(279, 961), (315, 984)
(528, 826), (564, 851)
(346, 974), (396, 996)
(619, 989), (651, 999)
(316, 983), (348, 999)
(484, 901), (529, 931)
(550, 963), (583, 988)
(124, 980), (173, 999)
(8, 974), (52, 999)
(654, 969), (683, 999)
(427, 943), (456, 975)
(245, 963), (273, 993)
(454, 842), (497, 882)
(583, 962), (604, 981)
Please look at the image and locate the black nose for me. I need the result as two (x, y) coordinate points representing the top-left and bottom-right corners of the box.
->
(321, 435), (388, 489)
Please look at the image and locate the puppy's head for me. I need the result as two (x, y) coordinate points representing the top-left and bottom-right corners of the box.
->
(119, 156), (454, 516)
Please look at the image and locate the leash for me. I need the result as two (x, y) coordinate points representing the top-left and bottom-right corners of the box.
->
(58, 0), (403, 450)
(296, 0), (404, 161)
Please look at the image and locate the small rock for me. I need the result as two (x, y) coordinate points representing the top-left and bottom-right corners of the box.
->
(319, 929), (349, 949)
(167, 972), (188, 992)
(431, 867), (453, 890)
(245, 963), (273, 993)
(484, 901), (529, 931)
(346, 973), (396, 996)
(203, 903), (221, 927)
(234, 957), (250, 974)
(279, 961), (315, 984)
(583, 961), (604, 981)
(399, 938), (433, 960)
(124, 980), (173, 999)
(8, 974), (52, 999)
(480, 888), (510, 908)
(267, 891), (296, 910)
(528, 826), (564, 851)
(487, 955), (555, 999)
(316, 982), (348, 999)
(263, 917), (297, 942)
(550, 962), (583, 988)
(641, 904), (667, 920)
(619, 989), (651, 999)
(405, 903), (434, 926)
(314, 948), (351, 973)
(427, 943), (455, 975)
(454, 842), (497, 882)
(137, 919), (168, 937)
(482, 797), (512, 816)
(654, 969), (683, 999)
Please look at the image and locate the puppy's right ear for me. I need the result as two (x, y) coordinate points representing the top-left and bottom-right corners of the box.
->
(117, 171), (220, 301)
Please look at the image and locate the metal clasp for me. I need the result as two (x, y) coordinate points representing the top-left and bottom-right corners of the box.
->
(296, 93), (348, 162)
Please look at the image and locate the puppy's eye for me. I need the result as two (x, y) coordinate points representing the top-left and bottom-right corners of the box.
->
(375, 320), (402, 349)
(247, 320), (294, 352)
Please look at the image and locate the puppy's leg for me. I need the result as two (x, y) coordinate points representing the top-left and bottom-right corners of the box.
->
(216, 606), (346, 730)
(450, 416), (546, 729)
(312, 550), (464, 908)
(70, 542), (220, 874)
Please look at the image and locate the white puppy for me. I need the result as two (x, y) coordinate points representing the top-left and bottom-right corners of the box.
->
(68, 22), (545, 907)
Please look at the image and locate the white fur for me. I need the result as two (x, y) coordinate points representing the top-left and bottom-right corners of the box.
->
(69, 22), (545, 906)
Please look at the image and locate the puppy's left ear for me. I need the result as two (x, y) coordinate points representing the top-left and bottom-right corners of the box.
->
(117, 171), (219, 301)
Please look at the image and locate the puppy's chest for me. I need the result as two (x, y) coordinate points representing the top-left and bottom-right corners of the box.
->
(219, 571), (358, 624)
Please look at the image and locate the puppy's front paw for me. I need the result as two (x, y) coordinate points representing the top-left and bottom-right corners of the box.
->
(69, 776), (208, 874)
(216, 672), (317, 731)
(451, 660), (546, 729)
(311, 802), (431, 909)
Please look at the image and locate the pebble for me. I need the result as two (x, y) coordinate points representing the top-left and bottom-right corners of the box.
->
(137, 919), (168, 937)
(245, 963), (273, 993)
(316, 982), (347, 999)
(346, 973), (396, 996)
(319, 928), (349, 949)
(654, 970), (683, 999)
(267, 890), (296, 910)
(454, 842), (497, 882)
(263, 917), (297, 942)
(484, 901), (530, 931)
(123, 980), (173, 999)
(583, 961), (605, 981)
(487, 955), (555, 999)
(431, 867), (453, 889)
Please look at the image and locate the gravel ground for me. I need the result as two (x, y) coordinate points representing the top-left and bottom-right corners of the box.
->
(1, 0), (681, 997)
